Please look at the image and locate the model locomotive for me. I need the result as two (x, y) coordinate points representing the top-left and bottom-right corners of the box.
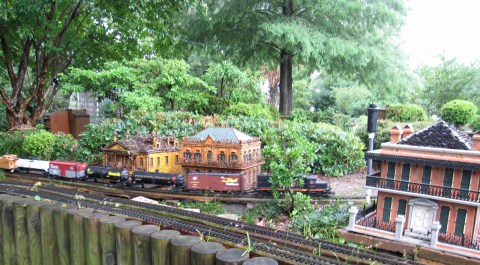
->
(0, 155), (330, 194)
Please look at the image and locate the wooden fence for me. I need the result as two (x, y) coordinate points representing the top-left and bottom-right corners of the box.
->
(0, 194), (278, 265)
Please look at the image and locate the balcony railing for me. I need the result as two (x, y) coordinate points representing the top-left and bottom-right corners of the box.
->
(439, 233), (480, 250)
(356, 213), (395, 233)
(366, 175), (480, 203)
(179, 158), (263, 169)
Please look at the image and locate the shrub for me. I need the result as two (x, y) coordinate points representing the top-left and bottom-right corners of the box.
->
(22, 130), (57, 160)
(52, 132), (78, 160)
(387, 104), (427, 122)
(441, 100), (478, 126)
(470, 115), (480, 132)
(223, 103), (279, 120)
(333, 85), (372, 117)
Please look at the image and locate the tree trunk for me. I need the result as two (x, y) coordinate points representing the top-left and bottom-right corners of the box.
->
(279, 49), (293, 117)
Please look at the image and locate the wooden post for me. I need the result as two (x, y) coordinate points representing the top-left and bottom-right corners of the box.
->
(67, 207), (94, 265)
(170, 235), (202, 265)
(53, 204), (75, 265)
(39, 203), (63, 265)
(99, 216), (126, 265)
(0, 194), (13, 265)
(242, 257), (278, 265)
(132, 224), (159, 265)
(1, 195), (19, 265)
(84, 212), (110, 265)
(191, 242), (224, 265)
(115, 220), (143, 265)
(216, 248), (249, 265)
(26, 200), (49, 265)
(151, 230), (180, 265)
(13, 197), (32, 265)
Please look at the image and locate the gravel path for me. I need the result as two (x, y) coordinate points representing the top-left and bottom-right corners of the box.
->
(318, 168), (378, 198)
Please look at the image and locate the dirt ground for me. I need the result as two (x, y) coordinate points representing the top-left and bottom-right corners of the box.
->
(318, 168), (378, 198)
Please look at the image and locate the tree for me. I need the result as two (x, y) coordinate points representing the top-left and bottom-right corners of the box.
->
(63, 58), (207, 115)
(262, 122), (317, 213)
(419, 57), (480, 114)
(0, 0), (187, 129)
(441, 100), (478, 127)
(187, 0), (407, 116)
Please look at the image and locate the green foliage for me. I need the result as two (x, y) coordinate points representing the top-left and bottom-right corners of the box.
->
(241, 201), (282, 225)
(0, 130), (31, 157)
(21, 130), (56, 160)
(292, 201), (350, 240)
(293, 79), (313, 111)
(470, 115), (480, 132)
(52, 133), (78, 161)
(289, 192), (313, 218)
(177, 201), (225, 215)
(387, 104), (427, 122)
(419, 57), (480, 114)
(223, 103), (279, 120)
(186, 94), (227, 115)
(441, 100), (478, 126)
(333, 85), (373, 117)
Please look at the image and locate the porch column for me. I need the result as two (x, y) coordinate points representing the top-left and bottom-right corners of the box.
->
(365, 189), (372, 204)
(395, 215), (405, 239)
(348, 206), (358, 229)
(430, 222), (441, 247)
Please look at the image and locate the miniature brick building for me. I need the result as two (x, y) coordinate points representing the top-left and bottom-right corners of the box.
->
(180, 127), (263, 185)
(102, 131), (182, 173)
(44, 109), (90, 139)
(364, 121), (480, 244)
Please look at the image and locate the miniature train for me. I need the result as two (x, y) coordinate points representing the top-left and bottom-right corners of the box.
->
(0, 155), (331, 194)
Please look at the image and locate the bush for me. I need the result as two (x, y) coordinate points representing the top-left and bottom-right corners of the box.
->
(333, 85), (372, 117)
(21, 130), (57, 160)
(387, 104), (427, 122)
(223, 103), (279, 120)
(470, 115), (480, 132)
(441, 100), (478, 126)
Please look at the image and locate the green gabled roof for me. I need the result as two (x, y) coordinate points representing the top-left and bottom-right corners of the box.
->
(190, 127), (252, 142)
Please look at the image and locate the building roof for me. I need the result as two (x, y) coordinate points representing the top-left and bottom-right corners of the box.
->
(103, 134), (180, 154)
(189, 127), (253, 143)
(397, 121), (472, 150)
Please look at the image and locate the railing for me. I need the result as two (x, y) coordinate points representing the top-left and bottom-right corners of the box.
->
(439, 233), (480, 250)
(179, 158), (263, 169)
(356, 202), (377, 221)
(366, 176), (480, 203)
(356, 213), (395, 233)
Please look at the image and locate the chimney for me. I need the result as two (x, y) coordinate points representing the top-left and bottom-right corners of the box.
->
(473, 132), (480, 151)
(125, 130), (129, 140)
(390, 125), (403, 143)
(113, 131), (117, 142)
(402, 124), (414, 139)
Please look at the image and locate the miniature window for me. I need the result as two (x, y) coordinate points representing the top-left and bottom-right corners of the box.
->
(454, 208), (467, 236)
(207, 151), (213, 162)
(150, 158), (153, 167)
(194, 151), (202, 162)
(175, 155), (179, 164)
(382, 197), (392, 222)
(140, 158), (144, 169)
(230, 152), (237, 161)
(184, 150), (192, 160)
(439, 206), (450, 233)
(397, 199), (407, 216)
(218, 151), (226, 162)
(461, 170), (471, 190)
(157, 157), (160, 166)
(165, 156), (169, 165)
(401, 164), (410, 181)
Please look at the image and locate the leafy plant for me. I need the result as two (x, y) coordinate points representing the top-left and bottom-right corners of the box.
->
(22, 130), (56, 160)
(223, 103), (279, 120)
(441, 100), (478, 127)
(177, 201), (225, 215)
(387, 104), (427, 122)
(470, 115), (480, 132)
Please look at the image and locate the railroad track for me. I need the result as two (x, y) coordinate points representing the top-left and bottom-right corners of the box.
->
(4, 172), (376, 203)
(0, 180), (413, 265)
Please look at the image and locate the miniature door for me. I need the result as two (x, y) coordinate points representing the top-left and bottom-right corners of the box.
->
(410, 204), (434, 234)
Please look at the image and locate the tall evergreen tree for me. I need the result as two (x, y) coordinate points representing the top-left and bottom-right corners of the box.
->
(186, 0), (407, 116)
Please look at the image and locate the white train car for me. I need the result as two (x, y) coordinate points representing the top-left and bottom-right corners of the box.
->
(17, 159), (50, 174)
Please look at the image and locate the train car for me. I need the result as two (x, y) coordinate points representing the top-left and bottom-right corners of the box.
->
(17, 158), (50, 174)
(48, 161), (88, 178)
(257, 174), (331, 194)
(85, 166), (129, 182)
(131, 171), (184, 187)
(186, 172), (253, 192)
(0, 155), (18, 172)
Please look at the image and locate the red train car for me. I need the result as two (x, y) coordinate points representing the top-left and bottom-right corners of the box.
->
(48, 161), (87, 179)
(186, 172), (253, 192)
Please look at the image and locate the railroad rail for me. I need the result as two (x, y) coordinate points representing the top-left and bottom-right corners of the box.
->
(4, 172), (376, 203)
(0, 180), (413, 265)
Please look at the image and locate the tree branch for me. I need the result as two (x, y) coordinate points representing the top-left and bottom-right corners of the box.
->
(0, 30), (17, 87)
(12, 39), (32, 107)
(54, 0), (84, 46)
